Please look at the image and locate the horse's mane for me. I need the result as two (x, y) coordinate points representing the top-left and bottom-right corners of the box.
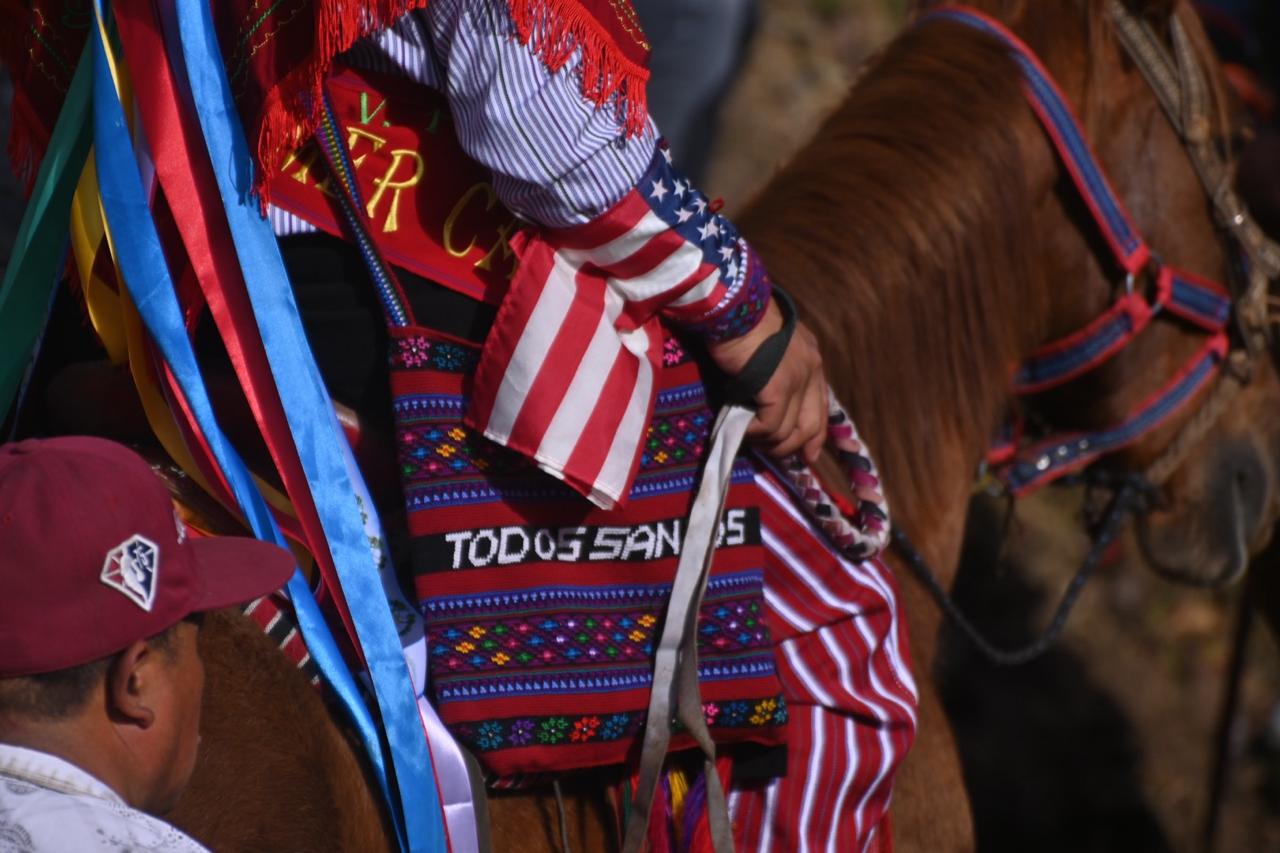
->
(736, 0), (1158, 523)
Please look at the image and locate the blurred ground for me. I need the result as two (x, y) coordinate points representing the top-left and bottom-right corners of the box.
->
(945, 491), (1280, 853)
(702, 0), (905, 204)
(708, 1), (1280, 850)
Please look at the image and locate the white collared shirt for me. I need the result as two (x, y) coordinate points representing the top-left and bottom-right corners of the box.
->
(0, 743), (210, 852)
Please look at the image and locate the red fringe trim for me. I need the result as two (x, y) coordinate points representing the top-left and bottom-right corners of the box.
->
(248, 0), (430, 205)
(507, 0), (650, 138)
(2, 11), (57, 199)
(252, 0), (649, 205)
(8, 90), (48, 197)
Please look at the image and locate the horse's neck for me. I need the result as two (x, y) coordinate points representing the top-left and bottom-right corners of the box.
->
(738, 17), (1060, 562)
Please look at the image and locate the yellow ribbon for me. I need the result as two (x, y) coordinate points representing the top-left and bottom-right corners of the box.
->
(70, 23), (310, 565)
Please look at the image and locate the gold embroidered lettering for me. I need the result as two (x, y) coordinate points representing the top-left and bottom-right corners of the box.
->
(345, 126), (387, 170)
(367, 149), (424, 233)
(281, 144), (321, 184)
(475, 217), (520, 279)
(443, 182), (498, 257)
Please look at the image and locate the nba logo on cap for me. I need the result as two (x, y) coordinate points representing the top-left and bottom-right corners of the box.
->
(101, 535), (160, 612)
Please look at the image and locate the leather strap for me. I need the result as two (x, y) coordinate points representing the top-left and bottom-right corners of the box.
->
(1107, 1), (1280, 353)
(622, 404), (753, 853)
(720, 286), (797, 405)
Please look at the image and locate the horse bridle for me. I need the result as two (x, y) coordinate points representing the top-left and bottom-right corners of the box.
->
(884, 3), (1280, 665)
(960, 2), (1280, 501)
(1103, 0), (1280, 487)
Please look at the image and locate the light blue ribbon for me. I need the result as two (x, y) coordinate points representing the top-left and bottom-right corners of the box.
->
(89, 6), (434, 851)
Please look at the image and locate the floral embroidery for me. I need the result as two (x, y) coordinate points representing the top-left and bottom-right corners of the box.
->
(570, 716), (601, 742)
(537, 717), (569, 744)
(454, 696), (787, 754)
(394, 335), (431, 369)
(662, 335), (691, 367)
(476, 721), (504, 750)
(600, 714), (629, 740)
(510, 719), (535, 746)
(749, 699), (778, 727)
(719, 701), (749, 727)
(390, 332), (480, 373)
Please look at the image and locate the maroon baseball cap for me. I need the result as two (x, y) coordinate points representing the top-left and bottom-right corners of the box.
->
(0, 436), (296, 677)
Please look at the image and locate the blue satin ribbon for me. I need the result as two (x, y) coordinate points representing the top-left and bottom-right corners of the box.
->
(87, 7), (429, 852)
(161, 1), (444, 849)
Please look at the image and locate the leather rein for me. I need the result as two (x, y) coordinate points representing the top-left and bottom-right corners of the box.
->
(893, 3), (1280, 665)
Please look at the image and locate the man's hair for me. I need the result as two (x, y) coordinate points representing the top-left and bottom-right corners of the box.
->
(0, 623), (180, 720)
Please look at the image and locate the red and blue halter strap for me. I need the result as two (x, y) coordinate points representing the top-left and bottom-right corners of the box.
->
(925, 7), (1150, 274)
(924, 6), (1233, 495)
(1014, 265), (1231, 394)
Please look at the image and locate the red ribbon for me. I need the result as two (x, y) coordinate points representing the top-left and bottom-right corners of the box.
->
(114, 0), (359, 645)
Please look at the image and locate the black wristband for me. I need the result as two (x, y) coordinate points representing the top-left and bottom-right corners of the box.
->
(719, 286), (797, 405)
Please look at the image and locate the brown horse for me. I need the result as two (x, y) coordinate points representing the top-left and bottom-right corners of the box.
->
(154, 0), (1280, 850)
(737, 1), (1280, 848)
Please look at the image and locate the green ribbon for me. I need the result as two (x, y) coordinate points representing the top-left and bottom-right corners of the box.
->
(0, 43), (93, 422)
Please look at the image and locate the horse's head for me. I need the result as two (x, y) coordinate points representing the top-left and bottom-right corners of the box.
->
(1014, 0), (1280, 585)
(743, 0), (1280, 586)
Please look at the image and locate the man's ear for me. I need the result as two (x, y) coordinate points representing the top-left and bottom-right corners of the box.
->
(106, 639), (156, 729)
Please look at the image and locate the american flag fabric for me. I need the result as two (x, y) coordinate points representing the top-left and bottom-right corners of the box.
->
(466, 145), (771, 509)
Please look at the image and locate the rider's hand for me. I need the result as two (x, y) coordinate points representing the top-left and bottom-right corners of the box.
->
(707, 298), (827, 463)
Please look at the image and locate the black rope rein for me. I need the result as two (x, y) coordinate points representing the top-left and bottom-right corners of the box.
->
(890, 476), (1148, 666)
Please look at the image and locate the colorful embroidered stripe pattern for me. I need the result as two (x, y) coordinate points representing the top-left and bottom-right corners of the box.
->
(392, 343), (755, 513)
(425, 571), (774, 692)
(449, 695), (787, 755)
(394, 328), (788, 778)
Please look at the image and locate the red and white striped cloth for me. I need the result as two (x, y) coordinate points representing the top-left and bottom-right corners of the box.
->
(467, 147), (766, 510)
(731, 466), (919, 853)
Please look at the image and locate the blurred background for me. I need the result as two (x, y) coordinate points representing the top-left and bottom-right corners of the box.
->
(4, 0), (1280, 849)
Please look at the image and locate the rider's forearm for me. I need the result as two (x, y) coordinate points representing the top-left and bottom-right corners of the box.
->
(411, 0), (773, 343)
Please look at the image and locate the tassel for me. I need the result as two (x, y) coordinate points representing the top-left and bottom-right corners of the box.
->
(678, 771), (706, 853)
(686, 757), (734, 853)
(668, 767), (691, 850)
(248, 0), (651, 205)
(646, 772), (673, 853)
